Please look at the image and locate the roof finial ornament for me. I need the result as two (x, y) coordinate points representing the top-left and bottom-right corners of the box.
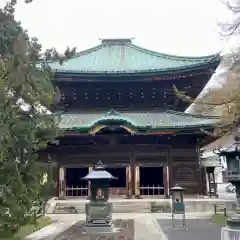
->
(105, 109), (121, 117)
(95, 160), (105, 170)
(99, 38), (134, 44)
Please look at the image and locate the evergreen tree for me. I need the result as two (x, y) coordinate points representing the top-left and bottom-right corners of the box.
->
(0, 1), (75, 238)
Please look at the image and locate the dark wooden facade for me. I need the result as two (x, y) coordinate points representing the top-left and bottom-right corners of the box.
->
(43, 38), (220, 198)
(54, 71), (217, 112)
(41, 133), (205, 198)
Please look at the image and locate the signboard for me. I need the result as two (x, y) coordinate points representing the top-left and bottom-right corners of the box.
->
(174, 202), (185, 214)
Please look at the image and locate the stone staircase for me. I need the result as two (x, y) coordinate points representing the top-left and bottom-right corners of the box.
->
(51, 201), (152, 214)
(53, 202), (85, 214)
(47, 198), (236, 214)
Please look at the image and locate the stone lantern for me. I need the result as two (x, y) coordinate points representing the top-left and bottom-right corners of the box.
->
(215, 130), (240, 238)
(81, 160), (117, 233)
(170, 184), (186, 230)
(201, 154), (222, 197)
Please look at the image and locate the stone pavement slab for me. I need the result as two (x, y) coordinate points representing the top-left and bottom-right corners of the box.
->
(26, 221), (77, 240)
(52, 219), (134, 240)
(157, 219), (222, 240)
(27, 213), (216, 240)
(134, 215), (163, 240)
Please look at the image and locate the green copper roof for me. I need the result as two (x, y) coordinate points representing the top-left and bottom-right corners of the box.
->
(48, 38), (220, 74)
(201, 156), (222, 167)
(59, 109), (219, 133)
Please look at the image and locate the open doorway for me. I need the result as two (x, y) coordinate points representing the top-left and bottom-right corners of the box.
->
(140, 167), (164, 196)
(106, 168), (126, 187)
(65, 168), (89, 197)
(106, 167), (126, 197)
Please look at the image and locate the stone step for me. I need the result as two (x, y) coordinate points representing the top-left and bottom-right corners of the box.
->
(52, 202), (151, 214)
(48, 199), (236, 214)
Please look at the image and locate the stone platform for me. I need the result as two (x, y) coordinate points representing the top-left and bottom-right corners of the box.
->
(51, 219), (134, 240)
(46, 197), (236, 214)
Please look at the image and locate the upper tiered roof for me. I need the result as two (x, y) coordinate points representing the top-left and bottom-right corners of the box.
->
(48, 38), (220, 75)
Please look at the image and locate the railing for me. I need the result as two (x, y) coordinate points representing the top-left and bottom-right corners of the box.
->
(65, 185), (89, 197)
(140, 184), (164, 196)
(109, 187), (126, 197)
(65, 185), (165, 197)
(65, 186), (126, 197)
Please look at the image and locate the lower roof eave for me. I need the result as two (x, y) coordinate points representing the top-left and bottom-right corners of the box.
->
(53, 60), (219, 79)
(60, 125), (215, 136)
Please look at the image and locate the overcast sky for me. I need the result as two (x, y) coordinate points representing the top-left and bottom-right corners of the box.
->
(0, 0), (231, 56)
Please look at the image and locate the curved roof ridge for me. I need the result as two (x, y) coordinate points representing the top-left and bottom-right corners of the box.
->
(45, 43), (109, 64)
(47, 41), (220, 64)
(45, 39), (221, 74)
(73, 43), (107, 57)
(127, 42), (220, 62)
(166, 109), (220, 119)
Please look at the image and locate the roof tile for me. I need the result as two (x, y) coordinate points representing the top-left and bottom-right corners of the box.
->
(58, 109), (219, 131)
(48, 39), (220, 74)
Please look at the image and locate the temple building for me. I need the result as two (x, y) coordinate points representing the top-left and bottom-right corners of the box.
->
(39, 38), (221, 198)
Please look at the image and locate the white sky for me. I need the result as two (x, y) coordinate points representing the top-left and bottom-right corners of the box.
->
(1, 0), (238, 113)
(0, 0), (230, 56)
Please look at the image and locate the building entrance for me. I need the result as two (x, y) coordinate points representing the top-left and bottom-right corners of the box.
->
(65, 168), (89, 197)
(106, 167), (126, 197)
(139, 167), (164, 196)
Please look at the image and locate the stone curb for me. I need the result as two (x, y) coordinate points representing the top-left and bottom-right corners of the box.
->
(152, 217), (168, 240)
(26, 221), (77, 240)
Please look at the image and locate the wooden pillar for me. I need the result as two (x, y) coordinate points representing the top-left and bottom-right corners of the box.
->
(126, 166), (131, 198)
(197, 146), (204, 195)
(208, 172), (212, 197)
(130, 149), (136, 197)
(89, 166), (93, 172)
(201, 167), (207, 195)
(206, 166), (215, 197)
(212, 172), (217, 196)
(56, 164), (60, 197)
(168, 146), (173, 188)
(135, 165), (140, 197)
(88, 167), (93, 197)
(59, 167), (66, 199)
(163, 166), (170, 198)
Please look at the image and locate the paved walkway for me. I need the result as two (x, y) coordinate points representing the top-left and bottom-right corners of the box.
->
(157, 219), (222, 240)
(27, 212), (221, 240)
(134, 214), (165, 240)
(26, 221), (77, 240)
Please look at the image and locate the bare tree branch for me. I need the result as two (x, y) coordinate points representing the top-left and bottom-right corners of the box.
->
(173, 84), (238, 106)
